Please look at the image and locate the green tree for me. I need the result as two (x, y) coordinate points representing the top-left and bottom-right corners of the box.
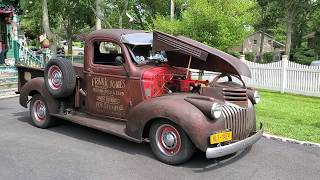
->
(255, 0), (282, 62)
(153, 0), (256, 51)
(254, 0), (319, 61)
(20, 0), (42, 39)
(20, 0), (94, 54)
(86, 0), (131, 29)
(275, 0), (319, 57)
(113, 0), (186, 29)
(309, 6), (320, 59)
(57, 0), (94, 54)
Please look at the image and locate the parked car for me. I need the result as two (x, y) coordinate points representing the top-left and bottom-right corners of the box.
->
(60, 40), (84, 55)
(29, 46), (65, 55)
(310, 60), (320, 66)
(16, 29), (263, 165)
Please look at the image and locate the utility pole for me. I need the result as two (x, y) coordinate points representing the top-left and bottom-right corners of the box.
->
(170, 0), (175, 21)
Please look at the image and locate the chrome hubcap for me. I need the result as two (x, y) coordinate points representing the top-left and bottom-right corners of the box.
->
(163, 132), (176, 148)
(48, 65), (62, 90)
(155, 124), (181, 156)
(33, 100), (46, 122)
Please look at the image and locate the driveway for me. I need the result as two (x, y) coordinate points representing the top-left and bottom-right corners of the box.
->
(0, 97), (319, 180)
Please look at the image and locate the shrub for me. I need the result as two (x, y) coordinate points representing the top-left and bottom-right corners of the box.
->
(244, 52), (255, 62)
(262, 52), (274, 63)
(292, 48), (315, 65)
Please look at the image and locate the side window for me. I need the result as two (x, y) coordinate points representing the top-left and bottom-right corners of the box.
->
(93, 41), (124, 66)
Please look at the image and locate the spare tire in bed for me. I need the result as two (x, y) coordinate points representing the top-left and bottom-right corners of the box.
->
(44, 58), (76, 98)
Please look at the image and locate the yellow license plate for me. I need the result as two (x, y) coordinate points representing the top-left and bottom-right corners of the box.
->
(210, 131), (232, 144)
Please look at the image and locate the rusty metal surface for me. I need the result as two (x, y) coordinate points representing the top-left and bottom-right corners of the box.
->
(125, 93), (256, 151)
(51, 112), (141, 143)
(152, 31), (251, 77)
(16, 65), (44, 92)
(17, 29), (258, 154)
(83, 30), (160, 119)
(201, 84), (249, 108)
(125, 93), (226, 151)
(19, 77), (59, 114)
(72, 63), (84, 79)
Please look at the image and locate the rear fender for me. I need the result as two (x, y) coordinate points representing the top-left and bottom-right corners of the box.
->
(20, 77), (59, 114)
(125, 97), (225, 151)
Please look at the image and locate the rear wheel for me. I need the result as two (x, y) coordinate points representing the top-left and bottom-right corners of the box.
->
(149, 120), (195, 165)
(30, 94), (56, 128)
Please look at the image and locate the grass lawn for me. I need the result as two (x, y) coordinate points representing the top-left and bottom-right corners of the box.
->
(256, 90), (320, 143)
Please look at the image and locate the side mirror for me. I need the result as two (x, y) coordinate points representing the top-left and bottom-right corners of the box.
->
(115, 56), (124, 65)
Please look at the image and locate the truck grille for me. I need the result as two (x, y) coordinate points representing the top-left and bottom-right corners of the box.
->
(223, 88), (247, 102)
(223, 88), (248, 108)
(222, 104), (256, 140)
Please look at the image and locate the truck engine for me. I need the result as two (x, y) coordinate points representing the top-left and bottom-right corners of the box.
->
(141, 66), (209, 99)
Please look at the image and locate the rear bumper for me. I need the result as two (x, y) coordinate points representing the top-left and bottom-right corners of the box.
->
(206, 123), (263, 159)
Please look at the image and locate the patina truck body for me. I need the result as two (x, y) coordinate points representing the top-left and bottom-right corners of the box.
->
(17, 29), (263, 164)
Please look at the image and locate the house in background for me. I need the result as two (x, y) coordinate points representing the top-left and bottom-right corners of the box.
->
(303, 31), (320, 49)
(0, 0), (19, 65)
(303, 31), (316, 48)
(232, 31), (285, 61)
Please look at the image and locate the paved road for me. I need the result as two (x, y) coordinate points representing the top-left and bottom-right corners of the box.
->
(0, 97), (319, 180)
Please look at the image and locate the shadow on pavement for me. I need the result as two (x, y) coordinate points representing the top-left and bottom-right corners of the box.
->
(13, 111), (154, 158)
(181, 146), (251, 173)
(13, 111), (250, 172)
(13, 111), (30, 122)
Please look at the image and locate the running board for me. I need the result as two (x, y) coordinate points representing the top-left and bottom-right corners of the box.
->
(51, 112), (141, 143)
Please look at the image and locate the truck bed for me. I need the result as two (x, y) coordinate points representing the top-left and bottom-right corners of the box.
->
(16, 64), (44, 93)
(16, 63), (84, 93)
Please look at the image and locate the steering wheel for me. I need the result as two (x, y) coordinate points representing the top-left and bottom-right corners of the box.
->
(210, 73), (246, 88)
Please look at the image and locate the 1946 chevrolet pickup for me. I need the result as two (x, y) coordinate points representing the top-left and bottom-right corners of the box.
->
(16, 29), (263, 165)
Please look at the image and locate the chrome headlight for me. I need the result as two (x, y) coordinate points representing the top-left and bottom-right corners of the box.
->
(211, 103), (222, 119)
(254, 91), (260, 104)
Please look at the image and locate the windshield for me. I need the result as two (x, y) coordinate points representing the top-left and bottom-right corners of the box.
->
(126, 44), (167, 65)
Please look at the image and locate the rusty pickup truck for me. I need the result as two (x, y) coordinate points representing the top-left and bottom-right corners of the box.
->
(17, 29), (263, 165)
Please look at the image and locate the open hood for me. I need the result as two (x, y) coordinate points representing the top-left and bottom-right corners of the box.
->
(152, 31), (251, 78)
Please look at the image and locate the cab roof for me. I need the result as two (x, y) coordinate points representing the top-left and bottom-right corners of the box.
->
(86, 29), (145, 42)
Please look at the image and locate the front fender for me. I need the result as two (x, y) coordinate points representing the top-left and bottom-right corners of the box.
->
(125, 94), (225, 151)
(20, 77), (59, 114)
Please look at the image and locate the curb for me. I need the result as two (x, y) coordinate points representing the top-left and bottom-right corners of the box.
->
(263, 133), (320, 148)
(0, 94), (19, 100)
(0, 88), (17, 92)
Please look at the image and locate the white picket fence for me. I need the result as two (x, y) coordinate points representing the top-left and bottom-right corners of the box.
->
(241, 55), (320, 97)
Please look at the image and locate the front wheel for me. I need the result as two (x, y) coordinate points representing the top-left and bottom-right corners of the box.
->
(30, 94), (56, 128)
(149, 120), (195, 165)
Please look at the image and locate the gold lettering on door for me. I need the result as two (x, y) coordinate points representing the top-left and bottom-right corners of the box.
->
(91, 76), (127, 116)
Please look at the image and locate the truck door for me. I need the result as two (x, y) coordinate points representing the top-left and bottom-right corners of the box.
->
(84, 40), (130, 119)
